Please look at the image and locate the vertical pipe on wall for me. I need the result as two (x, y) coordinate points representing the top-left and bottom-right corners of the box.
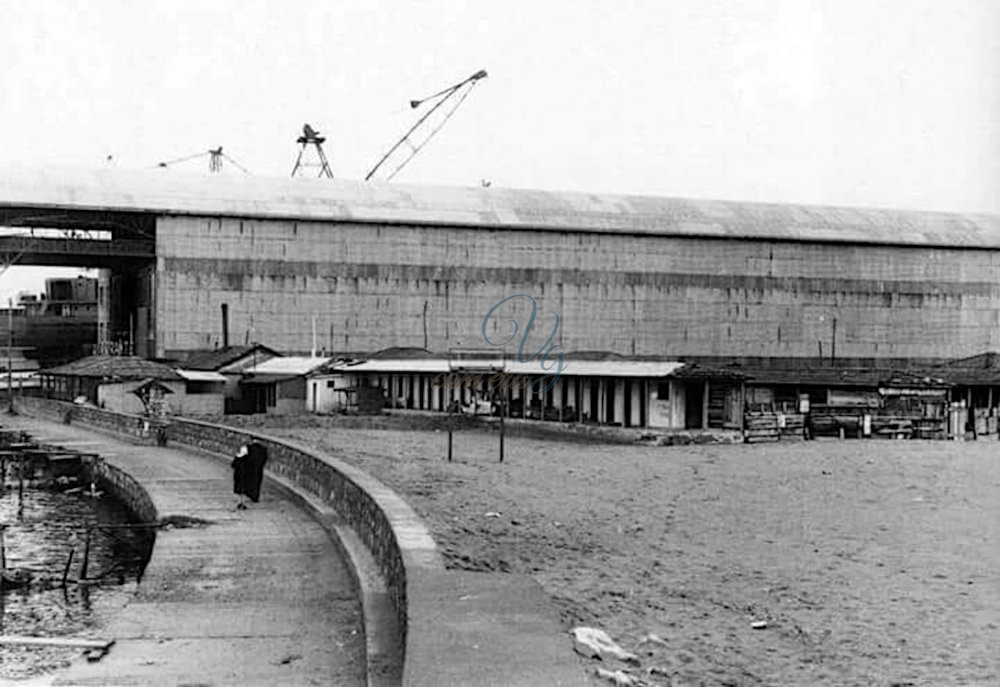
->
(311, 314), (317, 358)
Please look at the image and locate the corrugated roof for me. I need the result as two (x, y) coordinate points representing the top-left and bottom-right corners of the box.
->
(176, 369), (227, 382)
(932, 352), (1000, 384)
(1, 166), (997, 249)
(325, 357), (689, 378)
(244, 356), (334, 376)
(743, 367), (887, 386)
(739, 366), (955, 388)
(42, 355), (182, 380)
(181, 345), (280, 371)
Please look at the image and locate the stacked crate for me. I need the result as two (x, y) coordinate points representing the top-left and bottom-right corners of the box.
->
(744, 408), (807, 443)
(744, 412), (778, 443)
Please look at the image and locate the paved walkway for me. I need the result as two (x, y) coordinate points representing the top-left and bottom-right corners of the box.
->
(12, 416), (366, 687)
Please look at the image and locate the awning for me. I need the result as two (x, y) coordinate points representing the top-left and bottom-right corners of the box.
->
(176, 369), (227, 383)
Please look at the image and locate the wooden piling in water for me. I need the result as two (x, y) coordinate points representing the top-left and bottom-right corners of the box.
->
(17, 454), (24, 511)
(61, 547), (75, 587)
(80, 527), (91, 581)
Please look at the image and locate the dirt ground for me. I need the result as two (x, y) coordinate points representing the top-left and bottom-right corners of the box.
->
(222, 415), (998, 686)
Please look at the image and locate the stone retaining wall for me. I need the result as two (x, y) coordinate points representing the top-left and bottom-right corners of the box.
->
(79, 453), (159, 573)
(80, 456), (159, 526)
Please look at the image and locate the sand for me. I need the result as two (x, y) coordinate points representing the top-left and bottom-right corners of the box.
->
(220, 415), (999, 686)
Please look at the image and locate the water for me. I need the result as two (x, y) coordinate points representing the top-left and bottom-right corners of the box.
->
(0, 481), (152, 681)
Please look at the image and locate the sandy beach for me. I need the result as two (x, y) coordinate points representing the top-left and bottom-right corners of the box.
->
(219, 415), (999, 686)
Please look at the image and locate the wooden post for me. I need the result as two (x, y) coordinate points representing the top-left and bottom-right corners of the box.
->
(644, 380), (651, 428)
(18, 454), (24, 511)
(702, 379), (710, 430)
(61, 547), (75, 587)
(966, 387), (974, 439)
(80, 527), (92, 581)
(739, 381), (746, 431)
(990, 387), (996, 436)
(557, 377), (564, 423)
(0, 524), (6, 570)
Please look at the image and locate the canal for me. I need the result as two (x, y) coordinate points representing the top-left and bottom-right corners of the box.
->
(0, 456), (153, 680)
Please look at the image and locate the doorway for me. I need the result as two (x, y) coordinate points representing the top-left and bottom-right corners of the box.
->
(684, 381), (704, 429)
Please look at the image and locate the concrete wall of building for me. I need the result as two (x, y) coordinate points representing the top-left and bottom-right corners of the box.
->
(97, 380), (187, 416)
(153, 215), (1000, 361)
(175, 388), (225, 416)
(309, 374), (354, 414)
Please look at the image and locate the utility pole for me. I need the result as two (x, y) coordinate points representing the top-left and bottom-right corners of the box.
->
(7, 298), (13, 414)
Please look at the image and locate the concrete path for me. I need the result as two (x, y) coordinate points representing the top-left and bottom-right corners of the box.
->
(12, 416), (367, 687)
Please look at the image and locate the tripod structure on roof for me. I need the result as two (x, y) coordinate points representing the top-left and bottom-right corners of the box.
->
(291, 124), (334, 178)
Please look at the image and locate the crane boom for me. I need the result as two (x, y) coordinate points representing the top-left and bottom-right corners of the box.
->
(365, 69), (487, 182)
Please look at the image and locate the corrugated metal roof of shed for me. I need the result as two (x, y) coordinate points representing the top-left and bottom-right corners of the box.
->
(181, 344), (281, 371)
(176, 369), (227, 382)
(323, 358), (689, 377)
(42, 355), (183, 380)
(243, 356), (334, 376)
(1, 166), (998, 248)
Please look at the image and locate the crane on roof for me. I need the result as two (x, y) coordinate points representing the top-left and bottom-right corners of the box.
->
(365, 69), (487, 183)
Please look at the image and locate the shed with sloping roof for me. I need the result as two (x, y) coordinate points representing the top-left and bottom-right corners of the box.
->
(40, 354), (185, 414)
(237, 356), (334, 415)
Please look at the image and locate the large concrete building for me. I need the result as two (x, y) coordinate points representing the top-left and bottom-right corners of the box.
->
(1, 167), (998, 364)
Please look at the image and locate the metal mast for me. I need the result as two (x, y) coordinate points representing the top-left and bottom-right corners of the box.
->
(366, 69), (487, 182)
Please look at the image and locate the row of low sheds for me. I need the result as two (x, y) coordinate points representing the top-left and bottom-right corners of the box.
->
(29, 347), (1000, 440)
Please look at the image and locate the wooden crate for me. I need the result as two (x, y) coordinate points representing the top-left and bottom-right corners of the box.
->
(744, 412), (780, 443)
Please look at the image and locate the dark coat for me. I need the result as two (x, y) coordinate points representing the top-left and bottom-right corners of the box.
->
(232, 442), (268, 502)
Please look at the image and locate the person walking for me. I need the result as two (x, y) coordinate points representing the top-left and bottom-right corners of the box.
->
(232, 441), (269, 510)
(232, 444), (251, 510)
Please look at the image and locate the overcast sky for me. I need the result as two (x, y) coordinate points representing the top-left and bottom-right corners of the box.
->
(0, 1), (997, 299)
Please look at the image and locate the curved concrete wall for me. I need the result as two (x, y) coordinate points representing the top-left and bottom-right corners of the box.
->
(79, 452), (158, 574)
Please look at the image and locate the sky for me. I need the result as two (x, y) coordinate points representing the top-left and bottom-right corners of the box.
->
(0, 1), (997, 300)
